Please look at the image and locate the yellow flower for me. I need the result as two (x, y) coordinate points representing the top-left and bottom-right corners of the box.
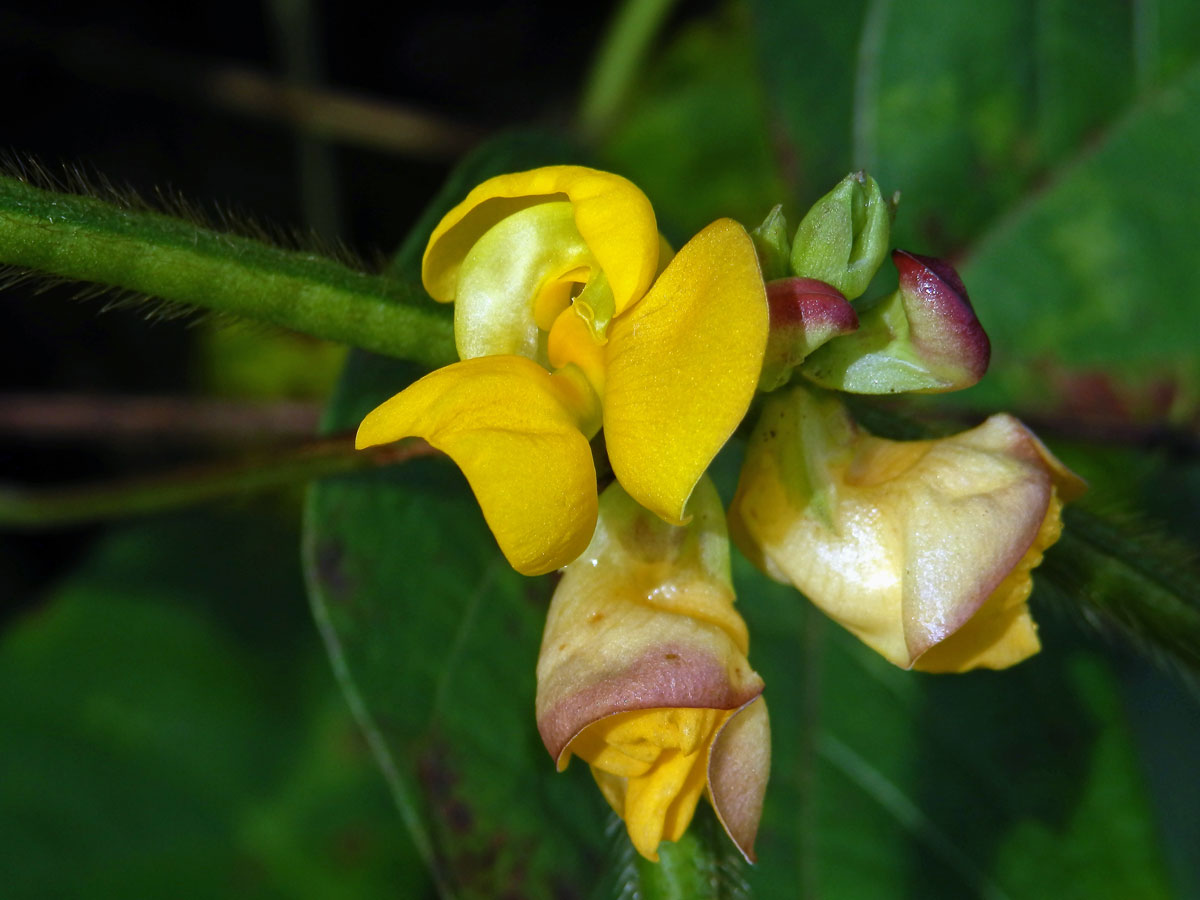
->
(536, 478), (769, 862)
(357, 166), (768, 575)
(730, 386), (1086, 672)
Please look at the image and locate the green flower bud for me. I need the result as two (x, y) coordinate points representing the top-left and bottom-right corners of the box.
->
(789, 172), (891, 299)
(757, 278), (858, 392)
(799, 250), (990, 394)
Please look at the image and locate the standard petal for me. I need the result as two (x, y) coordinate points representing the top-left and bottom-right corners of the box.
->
(422, 165), (659, 314)
(731, 387), (1082, 670)
(355, 356), (599, 575)
(604, 219), (769, 525)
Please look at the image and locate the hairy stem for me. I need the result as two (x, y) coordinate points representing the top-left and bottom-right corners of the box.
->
(0, 175), (457, 366)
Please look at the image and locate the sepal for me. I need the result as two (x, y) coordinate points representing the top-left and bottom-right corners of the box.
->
(789, 172), (891, 300)
(750, 204), (790, 281)
(758, 277), (859, 392)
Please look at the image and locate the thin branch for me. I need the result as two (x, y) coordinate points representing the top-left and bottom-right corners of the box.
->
(0, 434), (438, 529)
(0, 175), (459, 366)
(0, 9), (481, 159)
(0, 393), (321, 442)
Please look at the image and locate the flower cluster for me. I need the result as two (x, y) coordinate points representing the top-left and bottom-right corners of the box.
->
(356, 167), (1082, 862)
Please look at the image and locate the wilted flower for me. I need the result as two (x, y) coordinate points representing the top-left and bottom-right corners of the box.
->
(536, 478), (769, 861)
(731, 385), (1086, 671)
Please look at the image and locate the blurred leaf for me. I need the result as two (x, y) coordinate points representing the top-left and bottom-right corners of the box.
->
(962, 60), (1200, 404)
(750, 0), (1199, 251)
(0, 511), (420, 900)
(748, 0), (868, 200)
(198, 323), (346, 401)
(734, 557), (1176, 899)
(602, 4), (785, 240)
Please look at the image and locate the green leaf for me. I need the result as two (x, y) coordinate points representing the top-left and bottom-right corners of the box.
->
(0, 511), (421, 900)
(962, 60), (1200, 403)
(734, 561), (1176, 899)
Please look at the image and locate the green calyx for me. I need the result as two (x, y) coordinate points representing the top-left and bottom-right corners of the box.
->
(789, 171), (892, 300)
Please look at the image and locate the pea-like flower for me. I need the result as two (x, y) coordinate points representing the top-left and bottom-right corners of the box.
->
(536, 478), (769, 862)
(730, 385), (1086, 671)
(357, 166), (768, 575)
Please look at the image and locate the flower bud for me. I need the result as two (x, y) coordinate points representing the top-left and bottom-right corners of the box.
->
(536, 478), (769, 862)
(800, 250), (990, 394)
(757, 277), (859, 392)
(789, 172), (891, 300)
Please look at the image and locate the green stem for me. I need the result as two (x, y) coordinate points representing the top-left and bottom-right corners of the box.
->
(0, 175), (457, 366)
(0, 435), (436, 528)
(622, 804), (749, 900)
(579, 0), (680, 137)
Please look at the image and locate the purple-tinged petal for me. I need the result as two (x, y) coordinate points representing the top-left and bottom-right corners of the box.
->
(800, 251), (990, 395)
(758, 278), (859, 391)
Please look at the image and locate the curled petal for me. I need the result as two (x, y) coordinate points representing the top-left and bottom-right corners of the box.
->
(708, 695), (770, 859)
(730, 386), (1085, 671)
(536, 479), (768, 861)
(422, 165), (659, 315)
(452, 202), (593, 361)
(801, 250), (990, 394)
(356, 356), (601, 576)
(604, 219), (769, 525)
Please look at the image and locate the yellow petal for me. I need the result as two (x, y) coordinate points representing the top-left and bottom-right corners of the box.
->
(582, 708), (728, 862)
(547, 303), (607, 397)
(731, 388), (1083, 670)
(535, 479), (766, 862)
(422, 166), (659, 315)
(355, 356), (600, 575)
(604, 219), (768, 525)
(913, 493), (1062, 672)
(453, 201), (593, 362)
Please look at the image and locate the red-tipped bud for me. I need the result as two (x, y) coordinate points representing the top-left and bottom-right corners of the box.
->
(758, 278), (859, 391)
(800, 251), (990, 394)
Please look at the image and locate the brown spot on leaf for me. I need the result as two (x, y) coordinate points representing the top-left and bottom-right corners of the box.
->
(314, 540), (352, 600)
